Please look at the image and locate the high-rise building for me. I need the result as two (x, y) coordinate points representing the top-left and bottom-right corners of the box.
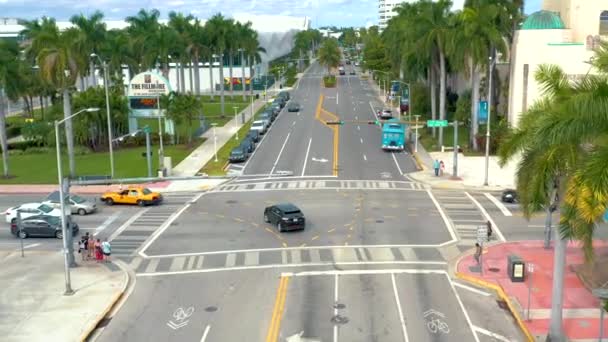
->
(378, 0), (412, 30)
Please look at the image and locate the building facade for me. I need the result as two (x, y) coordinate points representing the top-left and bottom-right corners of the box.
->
(508, 0), (608, 127)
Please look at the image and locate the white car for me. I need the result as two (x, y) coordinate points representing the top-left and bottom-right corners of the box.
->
(5, 203), (66, 224)
(251, 120), (268, 134)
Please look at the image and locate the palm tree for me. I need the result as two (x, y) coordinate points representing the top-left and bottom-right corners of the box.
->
(70, 11), (107, 89)
(226, 21), (240, 100)
(35, 25), (82, 177)
(244, 29), (265, 96)
(498, 58), (608, 340)
(125, 9), (161, 73)
(207, 13), (233, 116)
(0, 39), (21, 178)
(238, 22), (254, 100)
(100, 29), (135, 83)
(168, 12), (195, 93)
(155, 25), (179, 79)
(318, 38), (341, 74)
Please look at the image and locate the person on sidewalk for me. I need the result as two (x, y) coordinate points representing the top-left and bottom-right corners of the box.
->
(486, 220), (493, 241)
(101, 239), (112, 263)
(439, 160), (445, 176)
(87, 233), (95, 260)
(94, 239), (103, 263)
(78, 237), (87, 261)
(474, 243), (482, 265)
(433, 159), (440, 176)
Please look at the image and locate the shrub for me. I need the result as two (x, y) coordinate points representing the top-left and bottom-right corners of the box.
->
(323, 75), (337, 88)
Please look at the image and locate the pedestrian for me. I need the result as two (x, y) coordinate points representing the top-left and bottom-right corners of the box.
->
(83, 232), (90, 260)
(439, 160), (445, 176)
(101, 239), (112, 263)
(87, 233), (95, 260)
(474, 243), (482, 265)
(94, 238), (103, 262)
(486, 220), (493, 241)
(433, 159), (440, 177)
(78, 237), (87, 261)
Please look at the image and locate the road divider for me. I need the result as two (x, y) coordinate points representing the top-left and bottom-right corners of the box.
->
(266, 276), (290, 342)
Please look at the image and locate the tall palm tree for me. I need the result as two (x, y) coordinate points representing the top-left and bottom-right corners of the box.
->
(0, 39), (21, 178)
(207, 13), (233, 115)
(125, 9), (161, 73)
(226, 21), (240, 100)
(244, 29), (265, 96)
(168, 12), (195, 93)
(318, 38), (341, 74)
(156, 25), (179, 79)
(238, 22), (254, 100)
(36, 26), (82, 177)
(101, 29), (135, 82)
(186, 19), (206, 95)
(70, 11), (107, 89)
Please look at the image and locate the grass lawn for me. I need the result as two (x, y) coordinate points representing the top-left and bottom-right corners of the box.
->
(0, 141), (201, 184)
(199, 104), (269, 176)
(419, 125), (473, 153)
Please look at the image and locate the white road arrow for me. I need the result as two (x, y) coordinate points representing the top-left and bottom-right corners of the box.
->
(167, 320), (189, 330)
(311, 158), (328, 163)
(286, 331), (321, 342)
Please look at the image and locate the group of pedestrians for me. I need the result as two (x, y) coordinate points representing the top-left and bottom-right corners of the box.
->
(433, 159), (445, 177)
(78, 232), (111, 263)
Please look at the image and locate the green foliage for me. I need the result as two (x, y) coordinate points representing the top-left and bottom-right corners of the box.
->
(411, 82), (431, 118)
(454, 90), (471, 125)
(323, 76), (337, 88)
(165, 93), (202, 144)
(318, 38), (341, 74)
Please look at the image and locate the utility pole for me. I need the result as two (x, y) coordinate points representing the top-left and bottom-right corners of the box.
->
(414, 115), (420, 153)
(484, 50), (496, 186)
(144, 126), (152, 177)
(157, 96), (164, 174)
(453, 120), (459, 178)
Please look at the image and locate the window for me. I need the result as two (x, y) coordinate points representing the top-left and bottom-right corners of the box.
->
(601, 11), (608, 35)
(38, 204), (53, 213)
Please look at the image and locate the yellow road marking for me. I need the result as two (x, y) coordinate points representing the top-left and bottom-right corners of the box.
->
(349, 227), (354, 231)
(343, 223), (352, 227)
(314, 94), (340, 176)
(282, 242), (288, 248)
(311, 235), (320, 241)
(266, 276), (290, 342)
(216, 214), (225, 218)
(327, 228), (336, 233)
(234, 218), (244, 222)
(300, 243), (307, 247)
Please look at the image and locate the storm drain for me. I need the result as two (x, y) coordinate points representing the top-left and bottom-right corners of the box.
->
(488, 267), (500, 272)
(331, 315), (349, 325)
(205, 306), (218, 312)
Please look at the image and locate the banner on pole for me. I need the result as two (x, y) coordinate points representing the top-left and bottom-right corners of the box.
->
(478, 100), (488, 124)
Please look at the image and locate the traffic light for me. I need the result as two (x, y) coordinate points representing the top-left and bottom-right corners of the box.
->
(326, 121), (344, 125)
(368, 120), (380, 126)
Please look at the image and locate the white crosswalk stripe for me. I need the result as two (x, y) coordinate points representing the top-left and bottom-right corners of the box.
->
(213, 180), (425, 193)
(432, 190), (489, 245)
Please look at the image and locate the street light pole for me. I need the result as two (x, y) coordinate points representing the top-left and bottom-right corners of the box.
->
(484, 52), (495, 186)
(55, 120), (74, 296)
(414, 115), (420, 153)
(212, 123), (218, 162)
(157, 96), (164, 173)
(233, 106), (239, 140)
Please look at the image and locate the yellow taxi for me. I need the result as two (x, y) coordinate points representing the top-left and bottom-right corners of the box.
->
(100, 187), (163, 206)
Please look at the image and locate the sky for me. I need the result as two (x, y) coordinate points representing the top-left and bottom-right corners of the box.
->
(0, 0), (543, 28)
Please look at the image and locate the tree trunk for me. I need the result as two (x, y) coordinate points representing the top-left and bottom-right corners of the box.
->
(90, 61), (97, 88)
(209, 57), (214, 100)
(39, 95), (45, 120)
(249, 57), (254, 96)
(429, 67), (437, 137)
(241, 50), (247, 101)
(180, 60), (186, 94)
(80, 74), (86, 91)
(193, 55), (201, 95)
(438, 46), (447, 148)
(229, 52), (234, 99)
(62, 88), (76, 178)
(470, 58), (480, 150)
(219, 54), (225, 115)
(548, 231), (567, 341)
(188, 61), (194, 94)
(175, 62), (180, 92)
(0, 89), (9, 177)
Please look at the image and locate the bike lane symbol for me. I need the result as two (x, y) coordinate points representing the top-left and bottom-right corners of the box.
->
(423, 309), (450, 334)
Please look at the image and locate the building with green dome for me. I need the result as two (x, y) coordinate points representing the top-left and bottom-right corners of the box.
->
(508, 0), (608, 128)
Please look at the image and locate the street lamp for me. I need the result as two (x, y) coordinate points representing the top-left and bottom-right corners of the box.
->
(233, 106), (239, 140)
(593, 288), (608, 341)
(484, 51), (497, 186)
(55, 106), (99, 296)
(89, 53), (115, 179)
(414, 114), (420, 153)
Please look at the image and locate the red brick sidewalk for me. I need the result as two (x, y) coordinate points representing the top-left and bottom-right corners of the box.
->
(0, 181), (172, 194)
(456, 240), (608, 341)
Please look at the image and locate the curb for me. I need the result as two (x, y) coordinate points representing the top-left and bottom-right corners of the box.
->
(411, 151), (425, 171)
(453, 250), (535, 342)
(79, 260), (131, 342)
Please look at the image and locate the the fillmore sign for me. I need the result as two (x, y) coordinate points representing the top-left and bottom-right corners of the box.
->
(128, 72), (171, 97)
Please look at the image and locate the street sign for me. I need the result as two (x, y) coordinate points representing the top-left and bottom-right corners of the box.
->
(478, 100), (488, 124)
(477, 226), (488, 244)
(427, 120), (448, 127)
(143, 125), (151, 134)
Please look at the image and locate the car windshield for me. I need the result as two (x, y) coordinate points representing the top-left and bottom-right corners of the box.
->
(142, 188), (152, 195)
(284, 210), (301, 215)
(37, 204), (54, 213)
(252, 122), (263, 127)
(44, 216), (61, 225)
(71, 195), (87, 204)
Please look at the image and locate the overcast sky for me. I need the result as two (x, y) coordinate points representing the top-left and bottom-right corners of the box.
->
(0, 0), (543, 28)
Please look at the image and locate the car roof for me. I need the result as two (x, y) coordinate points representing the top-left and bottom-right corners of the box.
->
(19, 202), (44, 209)
(232, 146), (244, 152)
(273, 203), (301, 212)
(252, 120), (264, 125)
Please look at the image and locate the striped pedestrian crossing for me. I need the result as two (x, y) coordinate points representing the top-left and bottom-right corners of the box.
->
(213, 180), (426, 193)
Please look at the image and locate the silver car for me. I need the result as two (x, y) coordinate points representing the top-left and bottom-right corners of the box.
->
(43, 191), (97, 215)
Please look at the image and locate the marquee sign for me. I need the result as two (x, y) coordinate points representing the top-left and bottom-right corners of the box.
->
(128, 72), (171, 97)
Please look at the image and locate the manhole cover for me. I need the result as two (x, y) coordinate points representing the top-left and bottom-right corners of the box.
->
(331, 315), (349, 325)
(205, 306), (218, 312)
(376, 219), (384, 223)
(488, 267), (500, 272)
(226, 200), (238, 204)
(333, 303), (346, 309)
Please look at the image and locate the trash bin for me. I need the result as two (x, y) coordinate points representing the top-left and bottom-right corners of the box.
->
(507, 254), (525, 282)
(256, 93), (259, 99)
(157, 168), (167, 178)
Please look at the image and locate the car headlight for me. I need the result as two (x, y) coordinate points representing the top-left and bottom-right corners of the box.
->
(281, 217), (289, 221)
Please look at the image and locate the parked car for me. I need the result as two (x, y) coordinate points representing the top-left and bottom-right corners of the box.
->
(4, 203), (65, 224)
(345, 60), (351, 65)
(287, 102), (300, 112)
(246, 129), (260, 143)
(251, 120), (267, 135)
(240, 137), (255, 154)
(270, 103), (282, 114)
(264, 203), (306, 232)
(278, 91), (290, 100)
(229, 146), (248, 163)
(378, 109), (393, 119)
(43, 191), (97, 216)
(501, 189), (518, 203)
(10, 214), (79, 239)
(274, 97), (286, 108)
(265, 108), (278, 120)
(101, 187), (162, 206)
(259, 112), (274, 124)
(349, 70), (356, 75)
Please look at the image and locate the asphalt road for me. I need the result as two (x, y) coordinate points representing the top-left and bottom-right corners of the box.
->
(242, 62), (418, 180)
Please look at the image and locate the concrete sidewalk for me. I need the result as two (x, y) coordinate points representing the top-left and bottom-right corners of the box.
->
(0, 250), (127, 342)
(171, 98), (268, 177)
(456, 240), (608, 341)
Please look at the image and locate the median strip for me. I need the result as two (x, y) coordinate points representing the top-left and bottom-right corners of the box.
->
(266, 276), (290, 342)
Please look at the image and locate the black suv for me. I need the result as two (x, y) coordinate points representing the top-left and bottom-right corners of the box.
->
(229, 147), (247, 163)
(278, 91), (290, 101)
(264, 203), (305, 232)
(246, 129), (260, 143)
(240, 137), (255, 154)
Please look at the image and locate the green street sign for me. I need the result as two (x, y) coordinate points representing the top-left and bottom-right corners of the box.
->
(143, 125), (151, 134)
(427, 120), (448, 127)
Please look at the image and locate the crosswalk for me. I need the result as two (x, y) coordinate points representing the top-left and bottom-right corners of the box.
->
(110, 192), (201, 257)
(214, 180), (426, 193)
(126, 245), (448, 275)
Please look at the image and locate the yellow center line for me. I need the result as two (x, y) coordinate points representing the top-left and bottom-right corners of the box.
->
(300, 243), (307, 247)
(327, 228), (336, 233)
(234, 218), (244, 222)
(314, 94), (340, 176)
(266, 276), (290, 342)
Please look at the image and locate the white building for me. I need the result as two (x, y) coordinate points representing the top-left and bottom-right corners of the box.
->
(508, 0), (608, 127)
(378, 0), (464, 30)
